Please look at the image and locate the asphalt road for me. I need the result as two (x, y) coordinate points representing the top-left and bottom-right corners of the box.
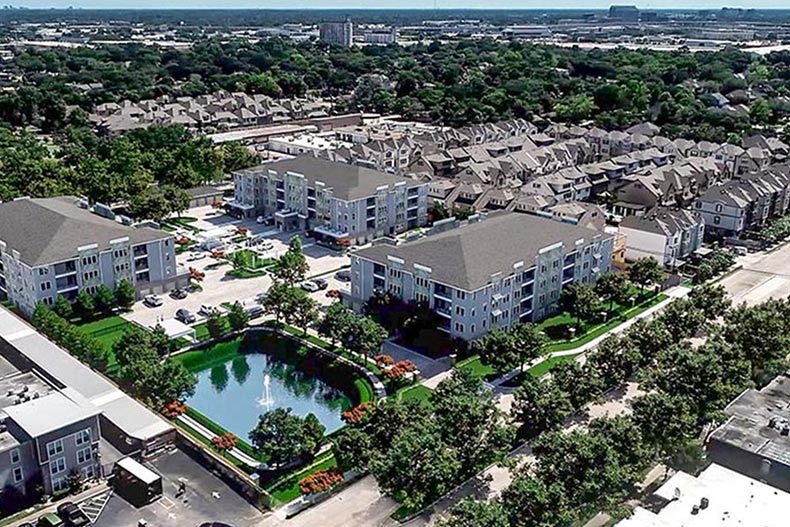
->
(720, 242), (790, 306)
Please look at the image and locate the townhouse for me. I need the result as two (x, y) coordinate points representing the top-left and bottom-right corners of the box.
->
(350, 212), (614, 341)
(228, 156), (429, 245)
(619, 206), (705, 269)
(0, 197), (187, 316)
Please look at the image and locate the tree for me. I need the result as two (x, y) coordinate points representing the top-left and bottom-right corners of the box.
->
(318, 302), (354, 347)
(512, 376), (573, 437)
(249, 408), (322, 467)
(206, 311), (227, 341)
(560, 283), (602, 330)
(291, 293), (319, 335)
(688, 283), (731, 320)
(658, 298), (706, 340)
(93, 284), (116, 314)
(436, 499), (509, 527)
(628, 257), (664, 294)
(262, 281), (293, 327)
(551, 360), (604, 409)
(115, 279), (136, 310)
(476, 323), (546, 374)
(273, 236), (309, 287)
(500, 475), (575, 527)
(332, 427), (373, 473)
(342, 315), (388, 357)
(227, 301), (249, 332)
(150, 324), (173, 357)
(114, 325), (157, 369)
(593, 272), (631, 315)
(632, 392), (696, 460)
(127, 359), (197, 407)
(74, 289), (95, 320)
(53, 294), (73, 320)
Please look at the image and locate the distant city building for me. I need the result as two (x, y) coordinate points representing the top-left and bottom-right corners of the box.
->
(228, 156), (429, 246)
(319, 20), (354, 47)
(351, 212), (614, 341)
(0, 197), (188, 315)
(363, 27), (397, 45)
(608, 5), (640, 20)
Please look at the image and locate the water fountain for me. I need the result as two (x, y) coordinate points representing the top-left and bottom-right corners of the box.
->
(257, 372), (274, 407)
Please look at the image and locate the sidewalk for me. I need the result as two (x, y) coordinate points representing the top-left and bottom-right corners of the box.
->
(177, 413), (263, 469)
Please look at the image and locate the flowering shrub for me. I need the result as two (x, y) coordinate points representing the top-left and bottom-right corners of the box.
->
(161, 400), (187, 418)
(211, 432), (238, 453)
(341, 402), (375, 426)
(298, 467), (344, 495)
(397, 359), (417, 372)
(375, 354), (394, 367)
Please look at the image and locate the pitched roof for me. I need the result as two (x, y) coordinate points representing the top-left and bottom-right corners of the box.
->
(0, 197), (171, 266)
(354, 212), (609, 291)
(236, 156), (422, 201)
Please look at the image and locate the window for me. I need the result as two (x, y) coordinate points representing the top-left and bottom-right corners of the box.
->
(455, 306), (465, 317)
(12, 467), (23, 483)
(52, 477), (69, 493)
(10, 448), (19, 464)
(77, 447), (92, 465)
(714, 216), (721, 225)
(81, 466), (94, 480)
(40, 282), (51, 291)
(47, 439), (64, 457)
(715, 203), (723, 212)
(456, 290), (466, 300)
(454, 322), (465, 333)
(50, 457), (67, 476)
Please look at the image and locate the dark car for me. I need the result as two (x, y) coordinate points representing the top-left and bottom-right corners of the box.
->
(18, 523), (34, 527)
(170, 288), (188, 300)
(199, 523), (234, 527)
(175, 308), (196, 324)
(37, 512), (64, 527)
(56, 503), (89, 527)
(335, 269), (352, 282)
(313, 278), (329, 290)
(245, 305), (264, 319)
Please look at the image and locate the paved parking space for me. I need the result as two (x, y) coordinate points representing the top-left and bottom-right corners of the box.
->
(124, 207), (349, 328)
(93, 448), (265, 527)
(721, 243), (790, 305)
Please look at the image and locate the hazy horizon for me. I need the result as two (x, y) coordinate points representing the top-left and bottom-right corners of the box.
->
(5, 2), (786, 11)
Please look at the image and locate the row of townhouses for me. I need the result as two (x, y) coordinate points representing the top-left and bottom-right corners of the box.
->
(91, 90), (334, 136)
(0, 197), (189, 316)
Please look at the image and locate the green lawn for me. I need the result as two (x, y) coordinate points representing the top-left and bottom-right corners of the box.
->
(166, 216), (201, 232)
(455, 355), (496, 379)
(395, 384), (433, 404)
(231, 249), (276, 270)
(77, 316), (133, 375)
(190, 315), (229, 342)
(266, 452), (338, 504)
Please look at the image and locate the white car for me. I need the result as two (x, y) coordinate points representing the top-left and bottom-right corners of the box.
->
(301, 281), (320, 293)
(187, 252), (207, 262)
(199, 304), (217, 316)
(143, 294), (163, 308)
(256, 216), (266, 224)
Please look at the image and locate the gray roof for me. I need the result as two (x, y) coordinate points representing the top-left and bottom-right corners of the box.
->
(0, 197), (171, 266)
(355, 212), (610, 290)
(238, 156), (423, 201)
(5, 388), (100, 438)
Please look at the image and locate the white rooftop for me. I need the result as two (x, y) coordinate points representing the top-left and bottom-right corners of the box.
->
(5, 388), (100, 438)
(616, 463), (790, 527)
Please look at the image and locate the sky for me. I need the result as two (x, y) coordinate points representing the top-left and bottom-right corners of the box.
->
(8, 1), (787, 10)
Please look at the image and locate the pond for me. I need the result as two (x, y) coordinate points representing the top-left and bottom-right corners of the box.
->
(185, 350), (352, 440)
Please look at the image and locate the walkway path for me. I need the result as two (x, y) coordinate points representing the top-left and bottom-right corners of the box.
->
(176, 413), (263, 469)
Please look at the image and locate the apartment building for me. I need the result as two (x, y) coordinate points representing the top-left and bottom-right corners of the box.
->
(619, 206), (705, 269)
(696, 166), (790, 238)
(0, 197), (188, 315)
(351, 213), (614, 341)
(229, 156), (429, 246)
(319, 20), (354, 47)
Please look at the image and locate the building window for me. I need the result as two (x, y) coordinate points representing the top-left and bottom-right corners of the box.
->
(715, 203), (723, 212)
(10, 448), (19, 464)
(12, 467), (23, 483)
(81, 466), (95, 480)
(454, 322), (465, 333)
(456, 291), (466, 300)
(77, 447), (92, 465)
(52, 477), (69, 493)
(47, 439), (64, 457)
(50, 457), (67, 476)
(40, 282), (51, 291)
(714, 216), (721, 225)
(76, 428), (91, 446)
(455, 306), (465, 317)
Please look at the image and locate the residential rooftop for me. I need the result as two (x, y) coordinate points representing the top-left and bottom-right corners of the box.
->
(0, 196), (171, 266)
(354, 212), (610, 291)
(4, 388), (100, 439)
(235, 155), (422, 201)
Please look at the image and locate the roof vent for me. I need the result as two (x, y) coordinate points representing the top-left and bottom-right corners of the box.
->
(700, 497), (709, 510)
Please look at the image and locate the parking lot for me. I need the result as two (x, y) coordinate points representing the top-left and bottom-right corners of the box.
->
(93, 448), (266, 527)
(124, 206), (350, 328)
(721, 242), (790, 305)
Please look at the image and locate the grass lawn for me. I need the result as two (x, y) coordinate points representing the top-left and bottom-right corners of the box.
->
(174, 337), (243, 371)
(176, 242), (196, 254)
(266, 452), (338, 504)
(395, 384), (433, 404)
(455, 355), (497, 380)
(77, 316), (133, 375)
(166, 216), (200, 232)
(225, 268), (268, 279)
(231, 249), (276, 270)
(190, 315), (229, 342)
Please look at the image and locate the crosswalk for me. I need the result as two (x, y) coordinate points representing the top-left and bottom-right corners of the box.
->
(80, 490), (113, 524)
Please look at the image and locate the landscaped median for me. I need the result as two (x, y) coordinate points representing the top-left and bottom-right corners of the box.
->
(455, 291), (670, 382)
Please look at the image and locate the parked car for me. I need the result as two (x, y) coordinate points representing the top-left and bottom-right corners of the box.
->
(143, 294), (163, 308)
(56, 502), (90, 527)
(199, 304), (216, 317)
(335, 269), (351, 282)
(18, 523), (34, 527)
(37, 513), (63, 527)
(313, 278), (329, 290)
(176, 308), (196, 324)
(301, 281), (320, 293)
(255, 292), (268, 304)
(187, 252), (207, 262)
(170, 288), (188, 300)
(245, 305), (265, 319)
(256, 216), (266, 224)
